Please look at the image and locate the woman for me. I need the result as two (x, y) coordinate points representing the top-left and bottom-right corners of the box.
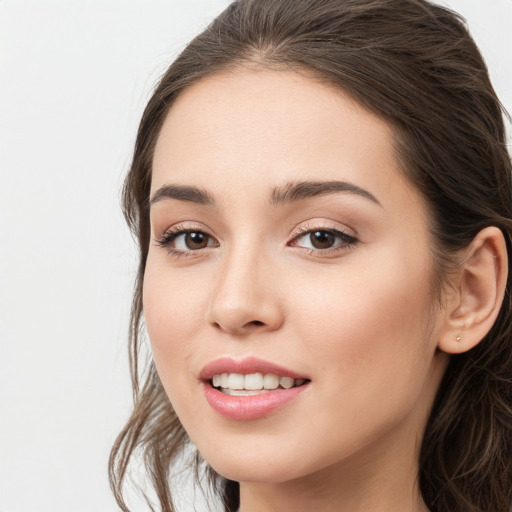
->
(109, 0), (512, 510)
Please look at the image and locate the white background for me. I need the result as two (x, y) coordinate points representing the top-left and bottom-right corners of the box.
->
(0, 1), (510, 511)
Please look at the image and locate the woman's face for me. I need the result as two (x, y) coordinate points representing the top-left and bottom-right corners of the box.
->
(144, 69), (448, 484)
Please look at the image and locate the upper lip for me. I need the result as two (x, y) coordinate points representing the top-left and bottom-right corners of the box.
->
(199, 356), (309, 381)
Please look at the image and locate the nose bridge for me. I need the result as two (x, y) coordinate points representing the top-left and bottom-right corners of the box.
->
(207, 235), (282, 334)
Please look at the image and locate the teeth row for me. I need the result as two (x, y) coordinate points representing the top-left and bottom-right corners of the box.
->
(212, 373), (305, 391)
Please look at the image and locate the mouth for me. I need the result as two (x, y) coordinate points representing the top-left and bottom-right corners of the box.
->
(200, 357), (311, 420)
(210, 372), (309, 396)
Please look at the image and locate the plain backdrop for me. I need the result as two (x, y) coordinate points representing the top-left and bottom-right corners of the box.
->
(0, 1), (510, 511)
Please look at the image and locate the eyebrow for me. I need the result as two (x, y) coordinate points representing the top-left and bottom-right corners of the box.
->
(149, 180), (381, 208)
(269, 180), (382, 207)
(150, 184), (215, 206)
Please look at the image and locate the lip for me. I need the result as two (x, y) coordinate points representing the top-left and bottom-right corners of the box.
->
(199, 356), (309, 381)
(200, 357), (310, 420)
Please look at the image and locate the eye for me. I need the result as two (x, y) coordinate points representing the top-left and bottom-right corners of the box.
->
(173, 231), (216, 251)
(301, 230), (337, 250)
(155, 225), (219, 255)
(291, 228), (357, 252)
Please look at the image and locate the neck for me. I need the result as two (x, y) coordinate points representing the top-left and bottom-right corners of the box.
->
(239, 471), (428, 512)
(239, 460), (428, 512)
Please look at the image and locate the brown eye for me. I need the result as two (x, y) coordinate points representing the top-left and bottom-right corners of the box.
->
(156, 229), (219, 253)
(309, 231), (336, 249)
(291, 228), (357, 253)
(184, 231), (210, 250)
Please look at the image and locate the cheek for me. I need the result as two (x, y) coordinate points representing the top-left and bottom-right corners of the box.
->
(292, 245), (436, 394)
(142, 256), (206, 390)
(273, 252), (439, 469)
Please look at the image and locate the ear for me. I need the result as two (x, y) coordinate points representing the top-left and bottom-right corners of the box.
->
(438, 226), (508, 354)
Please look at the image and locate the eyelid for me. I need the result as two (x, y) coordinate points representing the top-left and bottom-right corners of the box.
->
(289, 219), (357, 240)
(155, 221), (214, 239)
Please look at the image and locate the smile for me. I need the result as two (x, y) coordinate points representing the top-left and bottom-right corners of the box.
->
(212, 372), (307, 395)
(201, 357), (311, 420)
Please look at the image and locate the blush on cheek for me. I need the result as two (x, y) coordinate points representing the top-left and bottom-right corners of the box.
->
(307, 267), (430, 374)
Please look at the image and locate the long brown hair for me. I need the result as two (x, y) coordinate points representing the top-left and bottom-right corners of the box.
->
(109, 1), (512, 510)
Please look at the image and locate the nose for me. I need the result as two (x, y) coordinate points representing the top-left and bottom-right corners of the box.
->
(206, 244), (284, 336)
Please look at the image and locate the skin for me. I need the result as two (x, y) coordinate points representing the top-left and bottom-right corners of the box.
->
(144, 69), (453, 512)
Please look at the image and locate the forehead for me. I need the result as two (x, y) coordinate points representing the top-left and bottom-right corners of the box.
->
(151, 69), (420, 214)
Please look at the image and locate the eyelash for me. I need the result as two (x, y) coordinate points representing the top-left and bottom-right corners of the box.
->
(154, 223), (218, 258)
(288, 224), (358, 255)
(154, 223), (358, 258)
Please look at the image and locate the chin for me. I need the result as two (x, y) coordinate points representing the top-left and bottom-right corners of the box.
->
(208, 459), (302, 484)
(195, 440), (326, 485)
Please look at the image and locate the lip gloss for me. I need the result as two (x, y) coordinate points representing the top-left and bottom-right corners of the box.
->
(203, 383), (308, 420)
(200, 356), (310, 420)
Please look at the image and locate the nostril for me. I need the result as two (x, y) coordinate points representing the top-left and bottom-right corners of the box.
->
(211, 320), (264, 332)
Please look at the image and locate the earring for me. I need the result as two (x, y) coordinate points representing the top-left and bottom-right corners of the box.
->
(456, 336), (462, 342)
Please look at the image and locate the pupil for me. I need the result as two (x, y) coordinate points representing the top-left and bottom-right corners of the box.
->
(311, 231), (335, 249)
(186, 232), (208, 249)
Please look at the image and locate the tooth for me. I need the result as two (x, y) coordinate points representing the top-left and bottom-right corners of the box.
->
(280, 376), (294, 389)
(213, 372), (303, 391)
(263, 374), (280, 390)
(228, 373), (245, 390)
(245, 373), (263, 390)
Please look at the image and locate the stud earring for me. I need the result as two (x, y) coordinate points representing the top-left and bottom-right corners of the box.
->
(456, 336), (462, 342)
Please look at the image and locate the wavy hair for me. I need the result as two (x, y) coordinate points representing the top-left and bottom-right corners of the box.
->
(109, 1), (512, 510)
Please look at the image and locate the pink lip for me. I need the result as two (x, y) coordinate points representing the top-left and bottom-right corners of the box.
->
(199, 356), (309, 381)
(199, 357), (310, 421)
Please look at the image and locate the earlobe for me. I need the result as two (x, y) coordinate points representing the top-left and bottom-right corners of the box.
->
(438, 226), (508, 355)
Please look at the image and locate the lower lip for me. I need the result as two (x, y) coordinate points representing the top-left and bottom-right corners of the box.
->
(202, 383), (309, 420)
